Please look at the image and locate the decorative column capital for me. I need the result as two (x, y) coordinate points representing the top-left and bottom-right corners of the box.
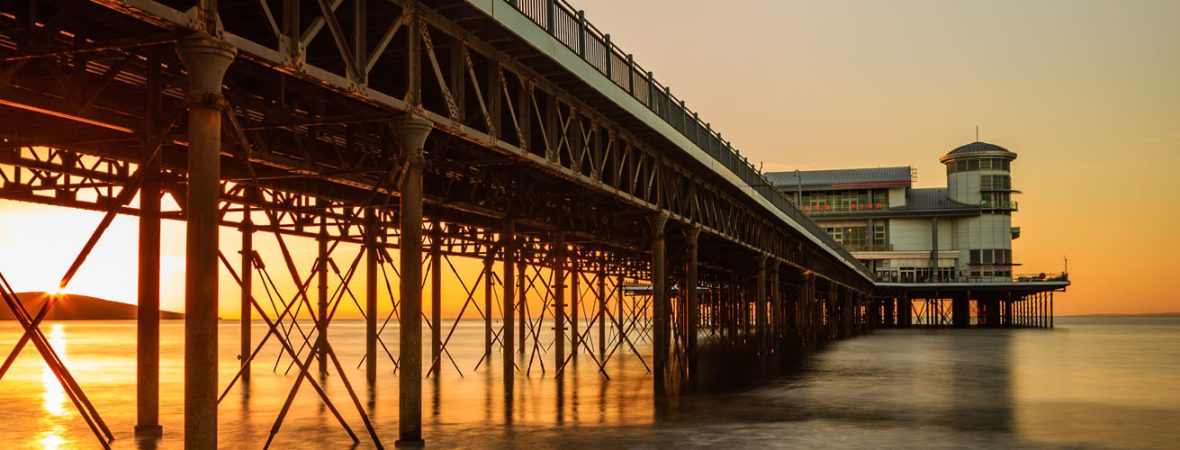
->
(176, 34), (235, 109)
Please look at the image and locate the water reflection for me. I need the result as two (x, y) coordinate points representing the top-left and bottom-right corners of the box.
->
(38, 323), (70, 450)
(948, 330), (1013, 433)
(2, 319), (1178, 449)
(41, 323), (69, 417)
(37, 426), (67, 450)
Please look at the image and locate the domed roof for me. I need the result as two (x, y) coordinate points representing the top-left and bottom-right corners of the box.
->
(940, 141), (1016, 162)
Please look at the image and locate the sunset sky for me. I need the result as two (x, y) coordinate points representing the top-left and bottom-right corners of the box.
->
(1, 0), (1177, 315)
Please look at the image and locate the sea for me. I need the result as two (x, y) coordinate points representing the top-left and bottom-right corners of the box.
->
(1, 316), (1177, 449)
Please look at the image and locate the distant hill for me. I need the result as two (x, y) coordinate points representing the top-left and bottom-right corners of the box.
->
(0, 292), (184, 320)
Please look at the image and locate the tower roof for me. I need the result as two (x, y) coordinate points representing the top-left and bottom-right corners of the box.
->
(940, 141), (1017, 163)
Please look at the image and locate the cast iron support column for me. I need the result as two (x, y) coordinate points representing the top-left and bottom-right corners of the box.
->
(770, 260), (780, 352)
(756, 254), (767, 357)
(317, 207), (329, 374)
(501, 220), (516, 394)
(178, 33), (234, 450)
(365, 208), (379, 382)
(518, 259), (526, 354)
(136, 105), (163, 437)
(396, 116), (432, 445)
(684, 227), (699, 385)
(239, 199), (253, 383)
(483, 253), (494, 361)
(1050, 292), (1055, 328)
(570, 258), (579, 363)
(952, 294), (970, 328)
(553, 232), (566, 371)
(430, 221), (441, 377)
(650, 214), (669, 396)
(616, 274), (625, 350)
(597, 271), (607, 360)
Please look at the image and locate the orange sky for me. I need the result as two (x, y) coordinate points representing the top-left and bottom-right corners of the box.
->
(1, 0), (1178, 315)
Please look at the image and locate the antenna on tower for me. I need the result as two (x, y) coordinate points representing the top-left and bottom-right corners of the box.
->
(976, 125), (980, 142)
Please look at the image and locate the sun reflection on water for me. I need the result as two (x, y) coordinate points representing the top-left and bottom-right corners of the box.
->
(41, 323), (69, 417)
(37, 426), (68, 450)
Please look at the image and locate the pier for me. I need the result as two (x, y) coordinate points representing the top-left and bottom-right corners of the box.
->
(0, 0), (1066, 448)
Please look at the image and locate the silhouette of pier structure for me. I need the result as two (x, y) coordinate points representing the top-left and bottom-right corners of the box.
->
(0, 1), (1062, 448)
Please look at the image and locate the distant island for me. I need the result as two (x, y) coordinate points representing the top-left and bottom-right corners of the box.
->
(0, 292), (184, 320)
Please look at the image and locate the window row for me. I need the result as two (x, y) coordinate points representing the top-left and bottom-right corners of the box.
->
(980, 174), (1012, 190)
(799, 189), (889, 213)
(824, 224), (887, 252)
(969, 248), (1012, 265)
(970, 269), (1012, 279)
(947, 157), (1011, 174)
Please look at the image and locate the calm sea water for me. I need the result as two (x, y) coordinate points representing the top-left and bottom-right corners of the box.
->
(1, 317), (1177, 449)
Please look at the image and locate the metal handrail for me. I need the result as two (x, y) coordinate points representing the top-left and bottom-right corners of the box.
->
(874, 271), (1069, 284)
(503, 0), (867, 276)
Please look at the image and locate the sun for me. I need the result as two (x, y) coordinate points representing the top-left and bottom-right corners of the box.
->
(51, 285), (67, 297)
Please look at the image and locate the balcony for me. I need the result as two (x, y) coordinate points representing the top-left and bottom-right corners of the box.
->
(981, 199), (1018, 211)
(846, 243), (894, 252)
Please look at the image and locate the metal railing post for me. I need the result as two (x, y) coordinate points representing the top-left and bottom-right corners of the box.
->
(546, 0), (555, 33)
(626, 54), (635, 95)
(646, 71), (655, 113)
(604, 34), (612, 79)
(577, 10), (586, 57)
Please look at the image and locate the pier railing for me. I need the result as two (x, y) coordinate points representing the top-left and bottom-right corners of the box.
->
(875, 271), (1069, 284)
(504, 0), (866, 274)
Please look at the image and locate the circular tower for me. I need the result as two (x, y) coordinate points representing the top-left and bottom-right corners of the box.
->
(941, 141), (1019, 281)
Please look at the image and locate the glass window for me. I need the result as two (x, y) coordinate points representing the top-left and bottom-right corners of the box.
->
(1002, 159), (1010, 171)
(967, 159), (979, 171)
(970, 249), (981, 264)
(872, 190), (888, 208)
(984, 250), (994, 264)
(956, 160), (967, 172)
(981, 159), (993, 170)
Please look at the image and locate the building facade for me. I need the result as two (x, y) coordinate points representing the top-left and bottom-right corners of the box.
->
(768, 141), (1021, 283)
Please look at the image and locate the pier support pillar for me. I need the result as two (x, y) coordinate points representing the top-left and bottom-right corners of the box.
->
(952, 295), (970, 328)
(365, 208), (379, 382)
(898, 295), (912, 328)
(178, 33), (234, 450)
(316, 206), (329, 374)
(597, 271), (607, 360)
(650, 214), (669, 396)
(518, 259), (526, 354)
(501, 220), (516, 395)
(616, 274), (625, 351)
(483, 254), (494, 362)
(769, 260), (781, 354)
(553, 232), (566, 372)
(395, 115), (432, 445)
(430, 220), (441, 377)
(136, 103), (163, 437)
(684, 227), (699, 384)
(239, 199), (253, 383)
(571, 258), (579, 363)
(756, 254), (767, 357)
